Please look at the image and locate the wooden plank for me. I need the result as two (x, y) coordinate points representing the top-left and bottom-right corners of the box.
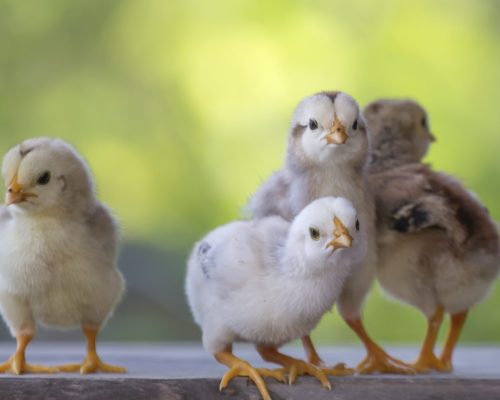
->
(0, 343), (499, 399)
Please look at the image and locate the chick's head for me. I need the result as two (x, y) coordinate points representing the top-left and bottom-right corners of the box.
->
(288, 196), (365, 274)
(2, 138), (96, 215)
(364, 99), (435, 163)
(287, 92), (368, 168)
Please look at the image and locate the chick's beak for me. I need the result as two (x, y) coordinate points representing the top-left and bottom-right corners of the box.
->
(326, 216), (353, 251)
(325, 116), (348, 145)
(5, 175), (37, 205)
(428, 132), (436, 142)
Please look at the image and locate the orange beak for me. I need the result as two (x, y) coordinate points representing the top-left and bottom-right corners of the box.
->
(325, 116), (348, 145)
(326, 216), (353, 251)
(5, 175), (37, 205)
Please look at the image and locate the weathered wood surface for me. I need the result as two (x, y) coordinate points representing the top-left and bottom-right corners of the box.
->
(1, 343), (499, 399)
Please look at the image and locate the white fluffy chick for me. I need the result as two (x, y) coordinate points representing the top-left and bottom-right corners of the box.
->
(0, 137), (125, 375)
(247, 91), (411, 374)
(187, 197), (365, 400)
(365, 99), (500, 372)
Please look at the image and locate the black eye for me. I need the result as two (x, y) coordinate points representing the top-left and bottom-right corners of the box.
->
(309, 119), (318, 130)
(309, 227), (320, 241)
(355, 219), (360, 231)
(421, 117), (427, 128)
(352, 120), (358, 130)
(37, 171), (51, 185)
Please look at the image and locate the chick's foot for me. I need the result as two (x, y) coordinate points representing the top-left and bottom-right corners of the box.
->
(301, 335), (354, 376)
(437, 357), (453, 373)
(257, 345), (331, 389)
(321, 362), (355, 376)
(345, 317), (415, 374)
(57, 325), (126, 374)
(284, 358), (332, 388)
(0, 353), (57, 375)
(0, 334), (57, 374)
(56, 352), (126, 374)
(216, 350), (282, 400)
(411, 352), (448, 373)
(357, 346), (416, 375)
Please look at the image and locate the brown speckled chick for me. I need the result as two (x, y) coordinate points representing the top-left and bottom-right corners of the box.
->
(365, 99), (500, 372)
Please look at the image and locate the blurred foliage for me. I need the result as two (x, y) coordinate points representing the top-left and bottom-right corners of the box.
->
(0, 0), (499, 344)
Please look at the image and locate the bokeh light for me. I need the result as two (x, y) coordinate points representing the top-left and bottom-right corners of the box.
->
(1, 0), (499, 344)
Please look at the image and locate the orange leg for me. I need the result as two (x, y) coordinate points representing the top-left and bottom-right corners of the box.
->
(301, 335), (323, 366)
(301, 335), (354, 376)
(57, 325), (126, 374)
(214, 346), (285, 400)
(345, 317), (415, 374)
(439, 310), (468, 371)
(411, 306), (448, 372)
(257, 344), (331, 389)
(0, 334), (57, 374)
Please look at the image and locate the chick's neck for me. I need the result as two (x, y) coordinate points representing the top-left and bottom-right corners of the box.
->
(369, 136), (422, 173)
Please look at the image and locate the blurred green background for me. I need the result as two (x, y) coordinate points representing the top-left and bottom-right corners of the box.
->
(0, 0), (499, 346)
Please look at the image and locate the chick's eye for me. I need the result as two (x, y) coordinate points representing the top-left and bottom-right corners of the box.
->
(309, 119), (318, 130)
(37, 171), (51, 185)
(355, 219), (360, 231)
(309, 227), (320, 241)
(421, 117), (427, 128)
(352, 119), (358, 130)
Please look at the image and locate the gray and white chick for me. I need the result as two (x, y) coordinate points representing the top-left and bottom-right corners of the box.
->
(247, 91), (411, 374)
(187, 197), (365, 400)
(365, 99), (500, 372)
(0, 137), (125, 375)
(366, 98), (435, 174)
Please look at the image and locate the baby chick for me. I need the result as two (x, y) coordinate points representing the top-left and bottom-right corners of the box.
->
(365, 99), (436, 174)
(0, 137), (125, 375)
(186, 197), (365, 400)
(247, 92), (412, 374)
(365, 99), (500, 372)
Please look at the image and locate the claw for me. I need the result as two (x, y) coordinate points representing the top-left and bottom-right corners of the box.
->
(357, 350), (416, 375)
(411, 352), (449, 373)
(322, 362), (355, 376)
(56, 355), (126, 374)
(345, 318), (416, 375)
(258, 367), (287, 383)
(257, 345), (331, 390)
(67, 326), (127, 374)
(301, 336), (355, 377)
(218, 361), (271, 400)
(286, 360), (331, 389)
(286, 360), (331, 390)
(215, 350), (275, 400)
(81, 354), (126, 374)
(0, 334), (58, 375)
(0, 354), (57, 375)
(438, 358), (453, 372)
(63, 351), (126, 374)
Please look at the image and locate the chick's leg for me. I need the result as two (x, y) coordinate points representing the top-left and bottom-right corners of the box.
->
(215, 346), (284, 400)
(256, 344), (331, 389)
(345, 317), (415, 374)
(439, 310), (468, 371)
(0, 334), (57, 374)
(301, 335), (354, 376)
(411, 306), (447, 372)
(57, 326), (126, 374)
